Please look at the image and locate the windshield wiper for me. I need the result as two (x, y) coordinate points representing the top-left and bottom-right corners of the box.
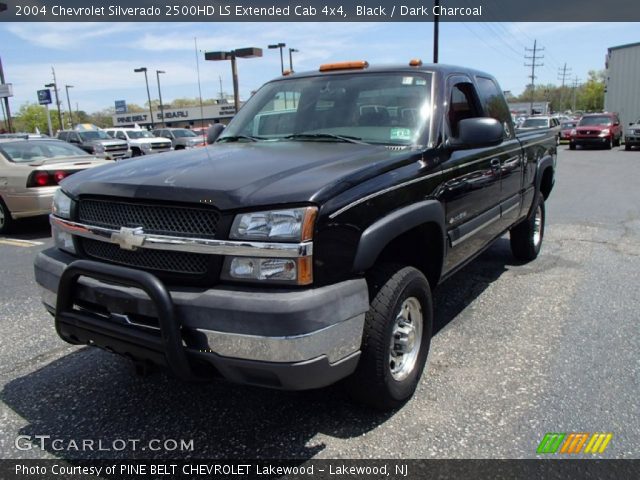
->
(216, 135), (266, 143)
(282, 133), (367, 144)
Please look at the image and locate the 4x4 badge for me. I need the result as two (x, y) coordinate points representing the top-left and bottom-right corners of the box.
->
(111, 226), (145, 251)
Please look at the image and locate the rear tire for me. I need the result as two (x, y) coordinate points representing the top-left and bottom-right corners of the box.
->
(625, 144), (631, 151)
(510, 196), (545, 262)
(0, 199), (13, 234)
(347, 264), (433, 410)
(569, 142), (576, 150)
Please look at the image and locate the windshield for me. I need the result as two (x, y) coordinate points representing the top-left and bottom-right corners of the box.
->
(220, 72), (433, 145)
(172, 129), (197, 138)
(78, 130), (112, 141)
(0, 140), (89, 163)
(578, 116), (612, 126)
(521, 118), (548, 128)
(127, 130), (154, 139)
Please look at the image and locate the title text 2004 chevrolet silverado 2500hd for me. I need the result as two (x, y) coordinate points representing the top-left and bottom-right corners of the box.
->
(35, 62), (556, 409)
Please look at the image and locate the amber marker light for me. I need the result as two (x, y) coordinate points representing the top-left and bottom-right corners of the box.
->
(319, 61), (369, 72)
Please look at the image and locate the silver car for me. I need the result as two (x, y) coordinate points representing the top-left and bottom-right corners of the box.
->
(152, 128), (206, 150)
(0, 138), (112, 233)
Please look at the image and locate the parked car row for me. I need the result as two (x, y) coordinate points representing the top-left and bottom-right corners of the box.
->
(53, 124), (207, 160)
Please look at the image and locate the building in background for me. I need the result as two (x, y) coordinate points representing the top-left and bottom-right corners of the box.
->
(112, 102), (242, 128)
(605, 42), (640, 128)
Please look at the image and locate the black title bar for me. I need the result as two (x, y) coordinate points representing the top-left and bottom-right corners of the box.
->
(0, 0), (638, 22)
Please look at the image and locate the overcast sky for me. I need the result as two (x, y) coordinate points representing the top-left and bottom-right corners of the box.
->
(1, 22), (639, 114)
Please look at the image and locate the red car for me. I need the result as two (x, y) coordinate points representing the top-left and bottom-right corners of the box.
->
(569, 113), (623, 150)
(560, 120), (578, 142)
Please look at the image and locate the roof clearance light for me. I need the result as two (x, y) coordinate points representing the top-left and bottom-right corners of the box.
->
(409, 59), (423, 67)
(319, 61), (369, 72)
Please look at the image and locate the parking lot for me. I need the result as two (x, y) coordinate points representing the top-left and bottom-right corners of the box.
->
(0, 146), (638, 460)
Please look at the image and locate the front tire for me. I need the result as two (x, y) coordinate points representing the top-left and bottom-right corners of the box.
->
(605, 137), (613, 150)
(510, 196), (545, 262)
(347, 264), (433, 410)
(569, 142), (576, 150)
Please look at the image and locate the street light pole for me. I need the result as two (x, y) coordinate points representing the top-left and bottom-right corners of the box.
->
(205, 48), (262, 115)
(433, 0), (440, 63)
(134, 67), (154, 129)
(65, 85), (74, 128)
(268, 43), (286, 75)
(44, 81), (62, 131)
(156, 70), (165, 127)
(288, 48), (299, 72)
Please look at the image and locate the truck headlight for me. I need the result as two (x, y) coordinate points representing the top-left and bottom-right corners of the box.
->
(230, 207), (317, 242)
(225, 207), (317, 285)
(599, 129), (610, 136)
(141, 143), (152, 152)
(52, 189), (72, 219)
(92, 144), (105, 154)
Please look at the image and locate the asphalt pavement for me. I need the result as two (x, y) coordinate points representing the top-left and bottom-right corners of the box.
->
(0, 145), (638, 460)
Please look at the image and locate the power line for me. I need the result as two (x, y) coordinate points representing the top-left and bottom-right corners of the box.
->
(525, 39), (544, 115)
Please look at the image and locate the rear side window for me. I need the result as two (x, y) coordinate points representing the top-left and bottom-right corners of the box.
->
(57, 131), (68, 141)
(475, 76), (513, 138)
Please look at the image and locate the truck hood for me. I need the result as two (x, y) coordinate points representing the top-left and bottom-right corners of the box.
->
(62, 141), (416, 211)
(130, 137), (172, 145)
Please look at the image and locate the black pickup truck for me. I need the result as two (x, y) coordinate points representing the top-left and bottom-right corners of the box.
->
(35, 62), (556, 409)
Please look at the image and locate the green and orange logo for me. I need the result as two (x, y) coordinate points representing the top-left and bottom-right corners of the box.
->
(537, 432), (612, 454)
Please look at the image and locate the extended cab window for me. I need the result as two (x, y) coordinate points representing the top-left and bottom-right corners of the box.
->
(475, 76), (513, 138)
(221, 72), (433, 146)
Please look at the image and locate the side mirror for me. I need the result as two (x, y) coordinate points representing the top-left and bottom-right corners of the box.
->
(448, 118), (503, 150)
(206, 124), (225, 145)
(614, 121), (620, 126)
(630, 123), (634, 126)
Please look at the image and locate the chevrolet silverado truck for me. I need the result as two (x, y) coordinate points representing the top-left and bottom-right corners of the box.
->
(34, 62), (556, 409)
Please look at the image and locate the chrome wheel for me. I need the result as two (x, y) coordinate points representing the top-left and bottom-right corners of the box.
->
(533, 205), (543, 247)
(389, 297), (423, 381)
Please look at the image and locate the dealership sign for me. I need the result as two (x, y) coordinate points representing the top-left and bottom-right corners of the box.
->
(37, 89), (52, 105)
(115, 100), (127, 114)
(0, 83), (13, 98)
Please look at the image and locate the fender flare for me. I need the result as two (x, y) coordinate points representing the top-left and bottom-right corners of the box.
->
(535, 154), (555, 196)
(352, 200), (446, 273)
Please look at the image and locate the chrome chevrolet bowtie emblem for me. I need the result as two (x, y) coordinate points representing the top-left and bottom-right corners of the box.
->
(111, 226), (145, 250)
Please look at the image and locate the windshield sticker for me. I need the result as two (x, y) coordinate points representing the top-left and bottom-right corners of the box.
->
(402, 77), (414, 85)
(415, 78), (427, 85)
(390, 128), (412, 141)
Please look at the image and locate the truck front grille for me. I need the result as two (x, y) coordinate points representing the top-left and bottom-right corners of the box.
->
(78, 198), (220, 238)
(81, 238), (209, 275)
(76, 198), (222, 282)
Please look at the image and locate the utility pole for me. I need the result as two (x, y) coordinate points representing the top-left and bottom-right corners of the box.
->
(0, 55), (13, 133)
(433, 0), (440, 63)
(51, 67), (63, 130)
(571, 76), (580, 112)
(557, 63), (572, 112)
(218, 76), (223, 101)
(65, 85), (74, 127)
(525, 40), (544, 115)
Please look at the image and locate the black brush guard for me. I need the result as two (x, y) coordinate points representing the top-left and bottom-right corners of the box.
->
(55, 259), (199, 380)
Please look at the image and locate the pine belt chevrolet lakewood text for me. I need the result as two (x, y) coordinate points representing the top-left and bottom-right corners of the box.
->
(34, 61), (556, 409)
